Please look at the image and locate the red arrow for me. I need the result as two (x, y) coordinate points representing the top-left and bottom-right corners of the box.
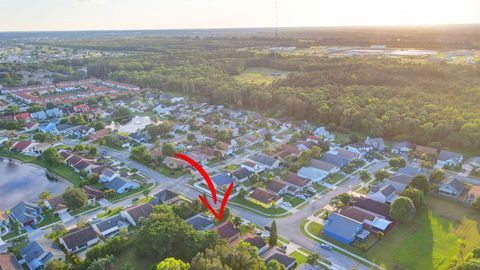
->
(175, 153), (217, 204)
(175, 153), (233, 220)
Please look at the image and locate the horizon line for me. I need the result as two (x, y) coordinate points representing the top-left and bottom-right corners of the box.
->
(1, 22), (480, 34)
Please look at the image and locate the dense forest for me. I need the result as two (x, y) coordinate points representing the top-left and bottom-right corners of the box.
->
(29, 33), (480, 152)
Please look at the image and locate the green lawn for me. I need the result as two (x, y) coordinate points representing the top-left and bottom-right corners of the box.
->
(230, 196), (287, 215)
(304, 195), (480, 270)
(37, 211), (60, 228)
(108, 183), (154, 202)
(69, 202), (101, 216)
(233, 67), (289, 84)
(290, 250), (308, 265)
(0, 151), (83, 186)
(367, 196), (480, 270)
(114, 249), (157, 270)
(98, 206), (124, 218)
(283, 195), (305, 207)
(325, 173), (344, 184)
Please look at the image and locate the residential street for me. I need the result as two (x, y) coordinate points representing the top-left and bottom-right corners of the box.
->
(96, 145), (389, 269)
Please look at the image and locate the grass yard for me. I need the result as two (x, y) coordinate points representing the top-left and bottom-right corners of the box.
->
(283, 195), (305, 207)
(367, 195), (480, 270)
(230, 196), (288, 215)
(325, 173), (344, 184)
(69, 202), (101, 216)
(114, 249), (157, 270)
(98, 206), (124, 218)
(290, 250), (308, 265)
(234, 67), (289, 84)
(37, 211), (60, 228)
(108, 183), (154, 202)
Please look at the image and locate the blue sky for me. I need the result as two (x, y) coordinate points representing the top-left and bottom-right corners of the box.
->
(1, 0), (479, 31)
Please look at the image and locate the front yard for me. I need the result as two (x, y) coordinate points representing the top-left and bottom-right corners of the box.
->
(325, 173), (344, 184)
(230, 196), (288, 216)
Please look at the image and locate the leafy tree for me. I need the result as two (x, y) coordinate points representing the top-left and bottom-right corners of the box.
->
(267, 260), (285, 270)
(135, 206), (218, 262)
(45, 260), (68, 270)
(62, 187), (88, 210)
(232, 216), (243, 227)
(359, 170), (370, 186)
(311, 146), (322, 159)
(87, 255), (115, 270)
(374, 170), (390, 182)
(42, 148), (62, 166)
(389, 157), (406, 168)
(410, 174), (429, 193)
(390, 197), (416, 222)
(331, 193), (353, 209)
(401, 187), (424, 208)
(269, 221), (278, 247)
(456, 259), (480, 270)
(191, 242), (266, 270)
(39, 191), (52, 202)
(472, 197), (480, 210)
(431, 169), (446, 183)
(112, 107), (131, 119)
(307, 252), (322, 265)
(93, 121), (106, 131)
(156, 258), (190, 270)
(162, 143), (176, 157)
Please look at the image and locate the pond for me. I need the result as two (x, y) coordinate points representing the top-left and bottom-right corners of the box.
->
(118, 115), (152, 134)
(0, 158), (71, 210)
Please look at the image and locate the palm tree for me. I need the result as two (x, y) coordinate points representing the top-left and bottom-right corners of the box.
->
(359, 170), (370, 187)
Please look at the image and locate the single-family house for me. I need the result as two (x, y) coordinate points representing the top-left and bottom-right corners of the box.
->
(59, 226), (100, 253)
(0, 253), (22, 270)
(365, 137), (386, 151)
(323, 212), (364, 245)
(241, 161), (264, 173)
(104, 177), (140, 194)
(397, 166), (425, 177)
(9, 201), (42, 227)
(24, 122), (39, 132)
(244, 236), (268, 254)
(210, 172), (236, 190)
(282, 173), (310, 195)
(92, 215), (129, 238)
(266, 180), (288, 195)
(163, 156), (189, 170)
(313, 127), (335, 141)
(414, 145), (438, 158)
(367, 184), (398, 204)
(0, 212), (9, 236)
(19, 239), (63, 270)
(10, 141), (32, 153)
(436, 150), (464, 169)
(320, 152), (349, 168)
(151, 190), (181, 205)
(39, 122), (59, 135)
(45, 108), (63, 118)
(120, 203), (154, 227)
(309, 159), (340, 175)
(353, 197), (390, 219)
(89, 128), (112, 141)
(185, 213), (214, 231)
(265, 253), (297, 270)
(232, 167), (252, 182)
(44, 196), (68, 215)
(248, 188), (283, 208)
(383, 174), (413, 193)
(297, 166), (328, 182)
(215, 221), (240, 243)
(466, 186), (480, 206)
(99, 168), (119, 183)
(14, 113), (32, 122)
(391, 141), (413, 156)
(28, 143), (51, 156)
(339, 207), (392, 232)
(30, 111), (47, 121)
(248, 154), (280, 170)
(439, 177), (464, 197)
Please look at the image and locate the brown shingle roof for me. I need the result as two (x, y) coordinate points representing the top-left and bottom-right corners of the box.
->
(216, 221), (240, 240)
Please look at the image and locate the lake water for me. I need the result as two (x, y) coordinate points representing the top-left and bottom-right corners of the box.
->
(118, 115), (152, 134)
(0, 158), (71, 210)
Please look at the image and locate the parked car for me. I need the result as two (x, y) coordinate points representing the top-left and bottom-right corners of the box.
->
(321, 244), (333, 250)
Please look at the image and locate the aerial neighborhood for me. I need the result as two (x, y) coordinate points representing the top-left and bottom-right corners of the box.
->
(1, 27), (480, 270)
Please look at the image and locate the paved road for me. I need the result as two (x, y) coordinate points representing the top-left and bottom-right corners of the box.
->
(97, 146), (388, 269)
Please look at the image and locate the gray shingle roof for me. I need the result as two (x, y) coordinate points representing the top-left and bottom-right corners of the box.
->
(232, 167), (252, 180)
(324, 213), (362, 241)
(249, 154), (278, 167)
(10, 201), (41, 224)
(104, 177), (127, 190)
(185, 213), (214, 231)
(211, 172), (234, 187)
(95, 215), (127, 233)
(60, 226), (98, 250)
(443, 177), (465, 193)
(438, 150), (462, 162)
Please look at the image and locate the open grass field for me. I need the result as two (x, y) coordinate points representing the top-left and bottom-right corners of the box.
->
(367, 195), (480, 270)
(234, 67), (289, 84)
